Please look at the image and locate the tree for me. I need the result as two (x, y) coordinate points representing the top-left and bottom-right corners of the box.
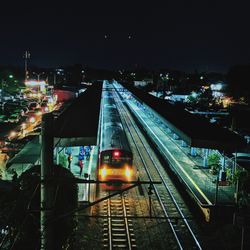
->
(227, 65), (250, 102)
(0, 165), (78, 249)
(208, 153), (221, 174)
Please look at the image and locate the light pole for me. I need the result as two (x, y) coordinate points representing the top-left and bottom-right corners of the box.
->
(33, 72), (45, 101)
(23, 50), (30, 82)
(1, 80), (6, 104)
(33, 72), (45, 82)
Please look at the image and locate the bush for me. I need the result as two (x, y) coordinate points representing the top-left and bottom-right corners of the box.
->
(208, 153), (221, 166)
(2, 165), (78, 249)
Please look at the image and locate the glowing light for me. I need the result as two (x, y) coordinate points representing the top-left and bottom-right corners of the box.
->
(113, 150), (120, 157)
(100, 168), (107, 178)
(125, 168), (132, 178)
(10, 131), (16, 138)
(25, 80), (46, 86)
(210, 83), (223, 91)
(29, 117), (36, 123)
(191, 91), (198, 98)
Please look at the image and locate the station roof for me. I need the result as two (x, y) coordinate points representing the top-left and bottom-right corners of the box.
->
(53, 83), (102, 146)
(6, 136), (41, 168)
(122, 84), (246, 151)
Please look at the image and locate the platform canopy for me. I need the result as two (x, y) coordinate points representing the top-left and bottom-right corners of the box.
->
(122, 83), (246, 151)
(6, 136), (41, 168)
(53, 83), (102, 147)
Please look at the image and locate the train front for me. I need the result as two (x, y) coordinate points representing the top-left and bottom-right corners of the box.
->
(99, 149), (135, 189)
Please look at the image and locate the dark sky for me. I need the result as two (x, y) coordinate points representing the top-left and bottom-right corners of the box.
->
(1, 0), (250, 72)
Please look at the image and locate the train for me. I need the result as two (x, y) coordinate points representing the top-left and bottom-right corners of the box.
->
(98, 80), (136, 189)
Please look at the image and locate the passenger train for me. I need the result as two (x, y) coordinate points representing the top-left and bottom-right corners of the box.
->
(98, 80), (136, 189)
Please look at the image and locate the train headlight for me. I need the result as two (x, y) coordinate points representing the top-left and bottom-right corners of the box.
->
(100, 168), (107, 178)
(125, 168), (132, 178)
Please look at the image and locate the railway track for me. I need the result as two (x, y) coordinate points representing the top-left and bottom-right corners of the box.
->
(114, 88), (203, 250)
(100, 193), (137, 249)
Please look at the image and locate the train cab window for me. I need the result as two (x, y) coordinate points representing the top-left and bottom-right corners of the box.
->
(102, 155), (110, 164)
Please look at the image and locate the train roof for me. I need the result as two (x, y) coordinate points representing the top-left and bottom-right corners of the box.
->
(122, 83), (246, 151)
(100, 84), (131, 152)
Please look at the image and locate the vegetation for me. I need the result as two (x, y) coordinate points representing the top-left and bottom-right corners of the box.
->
(59, 153), (68, 167)
(0, 165), (78, 249)
(208, 152), (221, 174)
(227, 65), (250, 103)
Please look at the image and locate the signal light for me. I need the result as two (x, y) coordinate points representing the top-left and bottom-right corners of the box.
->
(113, 150), (120, 157)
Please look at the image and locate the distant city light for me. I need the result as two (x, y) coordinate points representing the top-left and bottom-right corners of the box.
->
(25, 80), (47, 92)
(191, 91), (198, 98)
(10, 131), (16, 137)
(29, 117), (36, 123)
(210, 82), (224, 91)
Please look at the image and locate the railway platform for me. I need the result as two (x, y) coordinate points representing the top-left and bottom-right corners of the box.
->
(125, 97), (237, 221)
(59, 146), (98, 202)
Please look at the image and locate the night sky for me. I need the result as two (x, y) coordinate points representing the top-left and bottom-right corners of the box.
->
(1, 0), (250, 72)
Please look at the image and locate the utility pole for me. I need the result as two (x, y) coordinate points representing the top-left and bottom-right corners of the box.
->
(23, 50), (30, 82)
(41, 113), (54, 250)
(53, 73), (56, 86)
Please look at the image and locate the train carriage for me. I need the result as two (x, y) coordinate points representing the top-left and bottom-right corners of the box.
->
(98, 81), (135, 189)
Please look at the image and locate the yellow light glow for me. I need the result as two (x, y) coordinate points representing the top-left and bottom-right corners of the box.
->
(29, 117), (36, 123)
(10, 131), (16, 137)
(100, 168), (107, 178)
(125, 167), (132, 178)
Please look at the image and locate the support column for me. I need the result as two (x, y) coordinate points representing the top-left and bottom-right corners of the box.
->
(41, 113), (54, 250)
(219, 152), (226, 182)
(173, 133), (179, 140)
(56, 147), (60, 165)
(181, 140), (187, 147)
(190, 147), (197, 157)
(203, 148), (209, 168)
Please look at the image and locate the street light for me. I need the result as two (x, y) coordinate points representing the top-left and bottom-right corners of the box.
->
(33, 72), (45, 81)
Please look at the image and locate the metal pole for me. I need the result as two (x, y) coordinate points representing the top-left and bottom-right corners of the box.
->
(54, 74), (56, 86)
(214, 175), (219, 205)
(24, 57), (27, 82)
(241, 227), (245, 250)
(88, 174), (91, 202)
(234, 151), (237, 175)
(41, 113), (54, 250)
(24, 50), (30, 82)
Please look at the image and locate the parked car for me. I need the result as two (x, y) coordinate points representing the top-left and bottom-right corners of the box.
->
(0, 114), (8, 123)
(28, 102), (38, 110)
(8, 114), (20, 123)
(40, 102), (49, 113)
